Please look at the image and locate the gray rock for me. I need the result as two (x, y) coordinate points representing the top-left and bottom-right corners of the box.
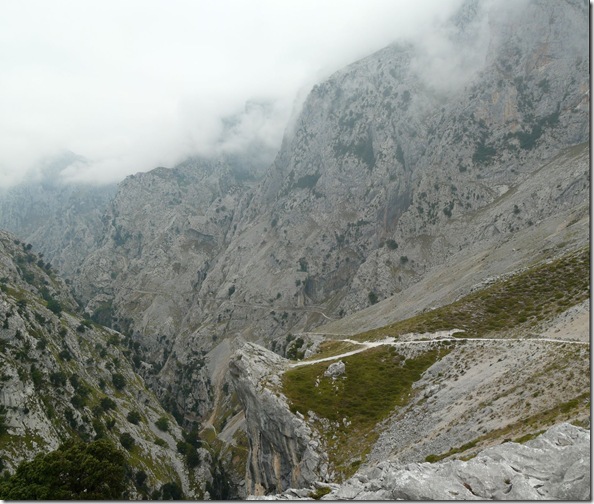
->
(229, 341), (329, 496)
(325, 423), (590, 500)
(323, 361), (345, 378)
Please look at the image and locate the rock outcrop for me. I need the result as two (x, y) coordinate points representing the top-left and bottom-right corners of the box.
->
(324, 423), (590, 500)
(229, 342), (328, 496)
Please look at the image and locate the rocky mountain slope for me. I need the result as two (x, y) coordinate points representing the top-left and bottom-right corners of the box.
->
(70, 0), (588, 355)
(0, 152), (117, 279)
(0, 231), (212, 498)
(0, 0), (589, 499)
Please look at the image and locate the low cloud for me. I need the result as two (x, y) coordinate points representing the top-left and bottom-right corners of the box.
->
(0, 0), (470, 187)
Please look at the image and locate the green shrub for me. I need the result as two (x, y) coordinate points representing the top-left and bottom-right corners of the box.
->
(309, 487), (332, 500)
(126, 411), (141, 425)
(386, 239), (398, 250)
(186, 449), (201, 468)
(161, 481), (183, 500)
(100, 397), (116, 411)
(111, 373), (126, 390)
(46, 298), (62, 316)
(155, 417), (169, 432)
(119, 432), (135, 451)
(50, 371), (66, 387)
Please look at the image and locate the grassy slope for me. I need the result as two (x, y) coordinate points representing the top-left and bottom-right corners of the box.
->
(281, 246), (589, 479)
(354, 246), (589, 341)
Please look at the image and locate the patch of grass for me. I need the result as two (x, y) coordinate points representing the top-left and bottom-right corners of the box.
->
(354, 247), (589, 342)
(309, 486), (332, 499)
(425, 439), (478, 463)
(282, 345), (450, 478)
(513, 430), (545, 444)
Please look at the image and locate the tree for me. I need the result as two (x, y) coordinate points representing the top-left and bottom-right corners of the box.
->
(126, 411), (141, 425)
(119, 432), (135, 451)
(155, 416), (169, 432)
(0, 438), (128, 499)
(111, 373), (126, 390)
(161, 481), (183, 500)
(46, 298), (62, 316)
(100, 397), (116, 411)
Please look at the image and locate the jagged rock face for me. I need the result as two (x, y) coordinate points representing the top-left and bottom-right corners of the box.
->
(229, 342), (328, 496)
(66, 156), (275, 419)
(65, 0), (588, 346)
(223, 0), (588, 320)
(53, 1), (581, 333)
(71, 157), (267, 347)
(325, 423), (590, 500)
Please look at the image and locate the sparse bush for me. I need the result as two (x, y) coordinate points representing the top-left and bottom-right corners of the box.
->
(119, 432), (135, 451)
(185, 449), (201, 468)
(126, 411), (141, 425)
(111, 373), (126, 390)
(298, 257), (308, 272)
(46, 298), (62, 316)
(135, 470), (147, 488)
(309, 487), (332, 500)
(58, 349), (72, 361)
(161, 481), (183, 500)
(50, 371), (67, 387)
(100, 397), (116, 411)
(386, 239), (398, 250)
(155, 416), (169, 432)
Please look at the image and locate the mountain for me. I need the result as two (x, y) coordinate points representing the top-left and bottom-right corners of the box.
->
(0, 152), (117, 279)
(63, 0), (588, 432)
(0, 0), (589, 499)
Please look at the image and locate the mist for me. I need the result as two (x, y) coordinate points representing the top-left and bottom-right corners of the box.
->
(0, 0), (473, 187)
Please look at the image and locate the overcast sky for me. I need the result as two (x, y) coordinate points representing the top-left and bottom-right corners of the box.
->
(0, 0), (464, 187)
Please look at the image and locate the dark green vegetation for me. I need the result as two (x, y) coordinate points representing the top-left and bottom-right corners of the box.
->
(355, 247), (589, 342)
(0, 438), (190, 500)
(309, 486), (332, 499)
(283, 345), (450, 477)
(0, 439), (128, 500)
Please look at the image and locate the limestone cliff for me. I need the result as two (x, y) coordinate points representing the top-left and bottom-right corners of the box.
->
(69, 0), (588, 352)
(229, 342), (328, 496)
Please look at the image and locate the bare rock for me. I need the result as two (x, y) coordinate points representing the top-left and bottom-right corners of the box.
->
(323, 361), (345, 378)
(326, 423), (590, 500)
